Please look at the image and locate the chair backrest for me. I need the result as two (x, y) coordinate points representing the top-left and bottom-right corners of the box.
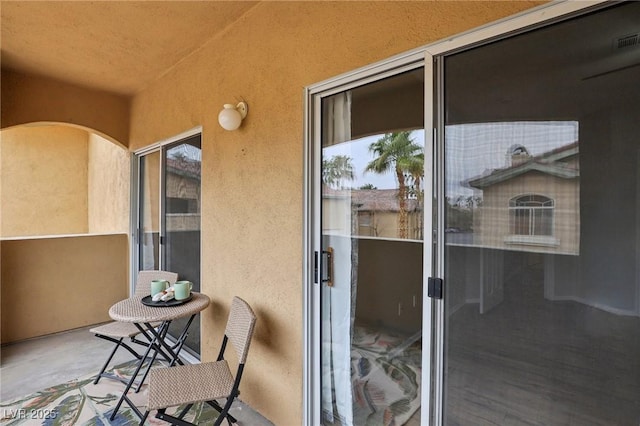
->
(134, 270), (179, 298)
(225, 297), (257, 364)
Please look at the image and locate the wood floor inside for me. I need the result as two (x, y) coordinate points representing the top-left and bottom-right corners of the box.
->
(445, 259), (640, 425)
(324, 254), (639, 426)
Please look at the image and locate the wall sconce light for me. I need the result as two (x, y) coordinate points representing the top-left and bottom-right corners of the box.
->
(218, 101), (248, 131)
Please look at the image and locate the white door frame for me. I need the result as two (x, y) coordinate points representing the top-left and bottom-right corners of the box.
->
(130, 126), (202, 364)
(303, 2), (609, 424)
(303, 55), (427, 425)
(130, 126), (202, 291)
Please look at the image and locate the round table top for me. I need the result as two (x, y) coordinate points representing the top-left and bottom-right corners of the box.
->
(109, 292), (210, 323)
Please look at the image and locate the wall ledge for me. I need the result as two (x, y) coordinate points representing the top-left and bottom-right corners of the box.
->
(0, 232), (128, 242)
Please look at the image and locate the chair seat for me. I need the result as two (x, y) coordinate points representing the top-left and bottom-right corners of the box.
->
(90, 321), (147, 338)
(91, 320), (164, 338)
(147, 361), (234, 410)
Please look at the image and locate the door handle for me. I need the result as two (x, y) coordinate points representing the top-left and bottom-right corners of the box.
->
(428, 277), (444, 299)
(322, 247), (334, 287)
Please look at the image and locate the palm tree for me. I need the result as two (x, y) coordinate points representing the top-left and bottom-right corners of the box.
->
(322, 155), (355, 189)
(365, 131), (423, 238)
(405, 152), (424, 239)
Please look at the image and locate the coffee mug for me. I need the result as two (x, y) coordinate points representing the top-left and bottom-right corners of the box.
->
(150, 279), (169, 297)
(174, 281), (193, 300)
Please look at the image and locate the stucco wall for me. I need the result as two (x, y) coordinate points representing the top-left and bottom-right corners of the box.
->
(127, 2), (544, 423)
(1, 125), (130, 238)
(1, 125), (89, 237)
(0, 234), (128, 343)
(1, 70), (130, 146)
(88, 133), (130, 234)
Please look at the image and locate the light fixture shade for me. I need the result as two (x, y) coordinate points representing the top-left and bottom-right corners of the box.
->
(218, 102), (247, 131)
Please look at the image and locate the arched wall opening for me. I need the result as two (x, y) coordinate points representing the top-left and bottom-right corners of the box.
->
(0, 122), (130, 343)
(0, 122), (130, 238)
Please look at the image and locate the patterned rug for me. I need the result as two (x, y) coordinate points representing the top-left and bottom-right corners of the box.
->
(0, 360), (222, 426)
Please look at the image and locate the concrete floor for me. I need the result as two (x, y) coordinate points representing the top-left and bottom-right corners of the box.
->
(0, 325), (273, 425)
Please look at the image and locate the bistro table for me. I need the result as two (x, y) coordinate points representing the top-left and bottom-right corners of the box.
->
(108, 292), (210, 420)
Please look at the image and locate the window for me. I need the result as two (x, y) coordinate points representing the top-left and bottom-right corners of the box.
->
(135, 133), (202, 359)
(357, 211), (374, 236)
(509, 194), (554, 236)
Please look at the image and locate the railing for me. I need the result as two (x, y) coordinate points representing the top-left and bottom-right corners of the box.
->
(0, 233), (129, 344)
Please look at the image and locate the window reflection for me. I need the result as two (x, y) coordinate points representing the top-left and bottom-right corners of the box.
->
(509, 194), (554, 237)
(164, 140), (202, 356)
(320, 68), (424, 425)
(323, 131), (425, 241)
(446, 121), (579, 255)
(443, 3), (640, 424)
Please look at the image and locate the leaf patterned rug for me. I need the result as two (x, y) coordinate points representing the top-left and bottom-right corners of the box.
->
(0, 360), (222, 426)
(351, 325), (422, 426)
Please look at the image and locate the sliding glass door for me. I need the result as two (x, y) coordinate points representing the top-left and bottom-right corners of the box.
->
(139, 151), (161, 271)
(315, 67), (426, 425)
(135, 133), (202, 356)
(441, 3), (640, 424)
(307, 3), (639, 425)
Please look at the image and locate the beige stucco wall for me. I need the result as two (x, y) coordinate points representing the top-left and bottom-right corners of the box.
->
(127, 2), (544, 423)
(1, 70), (130, 146)
(88, 133), (130, 234)
(364, 211), (422, 240)
(1, 126), (130, 343)
(0, 234), (128, 343)
(1, 125), (130, 237)
(1, 125), (89, 237)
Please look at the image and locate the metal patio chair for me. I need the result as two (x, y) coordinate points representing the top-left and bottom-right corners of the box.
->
(90, 270), (178, 385)
(141, 296), (257, 426)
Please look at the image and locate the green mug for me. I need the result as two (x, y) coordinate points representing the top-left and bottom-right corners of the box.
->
(150, 279), (169, 297)
(174, 281), (193, 300)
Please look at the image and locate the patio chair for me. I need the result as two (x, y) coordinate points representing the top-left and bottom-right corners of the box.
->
(141, 296), (257, 426)
(90, 270), (178, 385)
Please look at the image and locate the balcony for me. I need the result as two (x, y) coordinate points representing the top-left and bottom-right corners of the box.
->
(0, 324), (272, 424)
(0, 233), (272, 424)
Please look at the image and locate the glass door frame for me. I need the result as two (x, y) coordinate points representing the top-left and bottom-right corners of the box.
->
(130, 127), (203, 362)
(303, 55), (432, 425)
(303, 1), (608, 424)
(131, 148), (161, 282)
(424, 3), (609, 424)
(131, 126), (202, 285)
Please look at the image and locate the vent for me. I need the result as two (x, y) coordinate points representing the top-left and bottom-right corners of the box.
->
(614, 33), (639, 50)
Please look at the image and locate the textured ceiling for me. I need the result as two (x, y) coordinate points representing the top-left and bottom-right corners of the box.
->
(1, 1), (258, 96)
